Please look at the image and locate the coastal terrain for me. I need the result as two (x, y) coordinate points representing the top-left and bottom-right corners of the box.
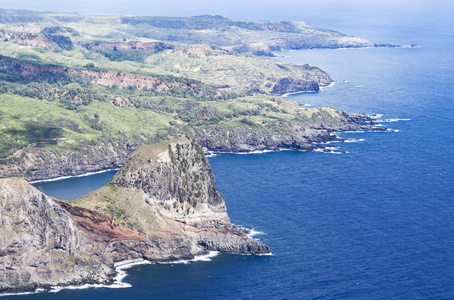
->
(0, 9), (385, 181)
(0, 138), (269, 293)
(0, 9), (387, 293)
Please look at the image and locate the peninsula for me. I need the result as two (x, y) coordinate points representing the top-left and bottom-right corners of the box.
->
(0, 138), (269, 293)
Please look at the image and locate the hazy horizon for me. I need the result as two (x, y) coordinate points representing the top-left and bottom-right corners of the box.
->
(1, 0), (452, 44)
(0, 0), (450, 21)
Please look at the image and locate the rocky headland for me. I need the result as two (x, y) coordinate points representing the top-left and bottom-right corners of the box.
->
(0, 138), (269, 294)
(0, 108), (380, 182)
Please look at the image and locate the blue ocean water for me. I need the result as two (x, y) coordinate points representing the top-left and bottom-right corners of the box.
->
(19, 3), (454, 299)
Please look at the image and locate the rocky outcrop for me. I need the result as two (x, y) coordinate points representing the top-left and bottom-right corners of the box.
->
(0, 138), (270, 293)
(191, 109), (382, 152)
(271, 77), (321, 95)
(74, 138), (269, 254)
(0, 178), (114, 294)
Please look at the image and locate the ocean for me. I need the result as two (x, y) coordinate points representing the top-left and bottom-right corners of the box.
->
(17, 2), (454, 299)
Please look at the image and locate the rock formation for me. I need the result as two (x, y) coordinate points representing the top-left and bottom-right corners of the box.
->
(0, 138), (270, 294)
(0, 178), (114, 293)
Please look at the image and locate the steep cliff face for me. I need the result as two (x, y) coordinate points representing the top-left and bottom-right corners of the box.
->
(0, 139), (137, 182)
(74, 138), (269, 256)
(0, 178), (114, 293)
(111, 138), (227, 222)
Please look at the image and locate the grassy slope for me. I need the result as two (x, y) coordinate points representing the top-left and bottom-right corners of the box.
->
(0, 93), (173, 159)
(0, 89), (345, 161)
(0, 10), (363, 178)
(0, 22), (329, 94)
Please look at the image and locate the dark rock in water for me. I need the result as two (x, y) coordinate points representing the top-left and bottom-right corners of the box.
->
(348, 113), (373, 123)
(0, 138), (270, 294)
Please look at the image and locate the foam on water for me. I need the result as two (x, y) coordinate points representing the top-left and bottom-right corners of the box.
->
(237, 150), (275, 155)
(205, 151), (218, 158)
(158, 251), (220, 265)
(0, 289), (46, 297)
(281, 90), (317, 97)
(48, 260), (152, 293)
(383, 118), (411, 122)
(237, 225), (266, 238)
(213, 148), (297, 156)
(320, 81), (336, 91)
(29, 168), (120, 184)
(344, 138), (365, 143)
(0, 261), (153, 296)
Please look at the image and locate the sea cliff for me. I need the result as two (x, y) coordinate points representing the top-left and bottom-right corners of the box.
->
(0, 138), (269, 294)
(0, 106), (379, 182)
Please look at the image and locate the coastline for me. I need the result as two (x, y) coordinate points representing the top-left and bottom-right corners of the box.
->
(4, 111), (407, 185)
(27, 122), (397, 184)
(29, 168), (120, 184)
(0, 252), (226, 296)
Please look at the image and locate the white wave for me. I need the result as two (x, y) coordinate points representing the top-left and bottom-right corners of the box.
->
(205, 151), (218, 158)
(190, 251), (220, 262)
(313, 148), (344, 154)
(0, 289), (45, 297)
(325, 150), (344, 154)
(48, 259), (152, 293)
(213, 149), (287, 156)
(320, 81), (336, 90)
(237, 149), (274, 155)
(246, 228), (267, 238)
(326, 146), (339, 150)
(211, 148), (311, 156)
(344, 138), (365, 143)
(158, 251), (220, 265)
(369, 115), (410, 123)
(241, 227), (270, 245)
(373, 123), (384, 127)
(113, 259), (153, 287)
(29, 168), (120, 184)
(49, 283), (112, 293)
(370, 114), (383, 119)
(383, 118), (411, 122)
(281, 90), (317, 97)
(335, 130), (368, 133)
